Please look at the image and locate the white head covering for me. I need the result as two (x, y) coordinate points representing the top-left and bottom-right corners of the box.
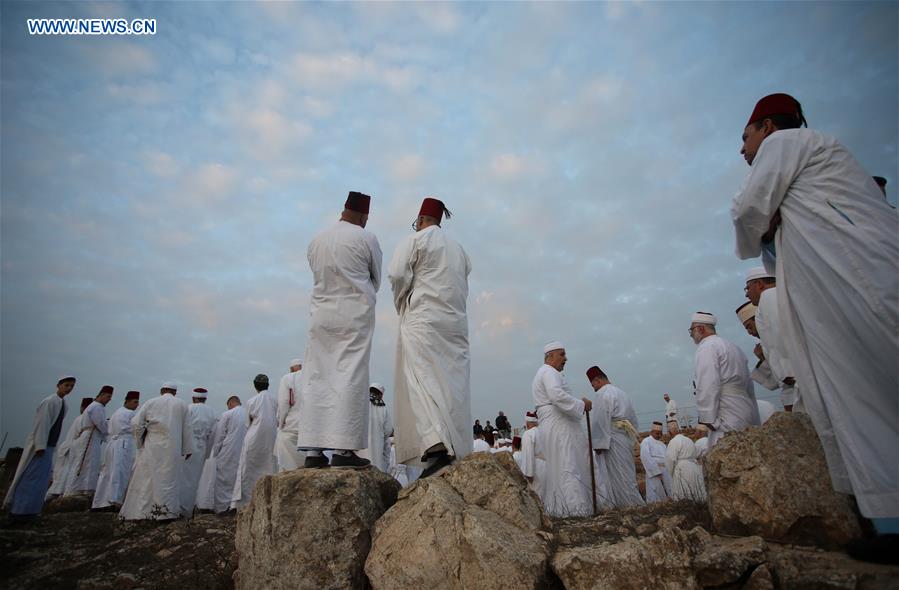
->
(543, 341), (564, 354)
(691, 312), (717, 326)
(525, 413), (538, 424)
(745, 266), (774, 282)
(192, 388), (208, 399)
(57, 374), (76, 384)
(289, 358), (303, 368)
(736, 302), (757, 324)
(161, 381), (178, 391)
(369, 383), (385, 394)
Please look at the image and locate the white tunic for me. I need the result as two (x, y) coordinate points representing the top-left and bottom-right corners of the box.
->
(65, 400), (108, 495)
(389, 225), (472, 466)
(3, 394), (66, 507)
(179, 402), (218, 514)
(532, 364), (592, 517)
(92, 407), (136, 508)
(665, 399), (678, 423)
(119, 393), (193, 520)
(665, 434), (706, 501)
(359, 401), (393, 472)
(694, 437), (709, 460)
(472, 438), (491, 453)
(518, 426), (547, 502)
(231, 390), (278, 509)
(296, 220), (382, 451)
(591, 384), (644, 508)
(212, 406), (247, 512)
(732, 128), (898, 518)
(46, 411), (83, 498)
(195, 417), (221, 511)
(640, 435), (672, 503)
(755, 287), (797, 407)
(274, 370), (305, 471)
(693, 335), (760, 447)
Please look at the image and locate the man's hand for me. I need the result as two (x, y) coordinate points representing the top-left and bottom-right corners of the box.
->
(783, 377), (796, 387)
(762, 209), (782, 243)
(582, 398), (593, 412)
(753, 343), (765, 361)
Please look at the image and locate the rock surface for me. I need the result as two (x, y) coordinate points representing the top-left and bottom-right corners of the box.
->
(365, 452), (557, 590)
(234, 467), (400, 590)
(704, 411), (862, 548)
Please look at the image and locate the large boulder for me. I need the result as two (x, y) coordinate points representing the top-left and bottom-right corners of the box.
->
(365, 452), (556, 590)
(235, 467), (400, 590)
(704, 411), (862, 548)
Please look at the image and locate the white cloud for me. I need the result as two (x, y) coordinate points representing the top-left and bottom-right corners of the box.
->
(388, 154), (426, 181)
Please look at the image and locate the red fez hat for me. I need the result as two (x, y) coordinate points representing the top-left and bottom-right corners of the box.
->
(193, 387), (208, 394)
(512, 436), (522, 447)
(746, 93), (801, 126)
(418, 197), (451, 223)
(99, 385), (114, 395)
(586, 366), (602, 382)
(125, 391), (140, 401)
(345, 191), (371, 215)
(80, 397), (93, 411)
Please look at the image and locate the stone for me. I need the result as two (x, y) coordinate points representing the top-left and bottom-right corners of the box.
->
(552, 526), (710, 590)
(44, 493), (93, 513)
(705, 412), (862, 548)
(743, 564), (775, 590)
(365, 452), (555, 590)
(235, 467), (400, 590)
(767, 545), (899, 590)
(694, 535), (766, 586)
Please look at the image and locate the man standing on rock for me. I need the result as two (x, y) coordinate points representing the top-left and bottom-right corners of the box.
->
(92, 391), (140, 510)
(65, 385), (113, 497)
(180, 387), (218, 515)
(640, 422), (672, 503)
(690, 311), (760, 447)
(532, 342), (593, 517)
(390, 197), (472, 478)
(664, 422), (706, 501)
(4, 376), (74, 521)
(275, 358), (305, 472)
(211, 396), (247, 513)
(296, 191), (382, 469)
(518, 411), (546, 501)
(359, 383), (393, 473)
(120, 382), (193, 520)
(587, 366), (644, 508)
(46, 396), (92, 500)
(231, 375), (278, 510)
(663, 393), (677, 434)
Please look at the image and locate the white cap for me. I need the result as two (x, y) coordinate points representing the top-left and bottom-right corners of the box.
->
(543, 341), (564, 354)
(57, 374), (76, 384)
(192, 387), (208, 399)
(691, 312), (717, 326)
(736, 302), (757, 324)
(370, 383), (385, 394)
(525, 414), (537, 424)
(289, 358), (303, 369)
(745, 266), (774, 282)
(161, 381), (178, 391)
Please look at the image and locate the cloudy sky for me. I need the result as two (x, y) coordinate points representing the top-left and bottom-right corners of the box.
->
(1, 1), (896, 448)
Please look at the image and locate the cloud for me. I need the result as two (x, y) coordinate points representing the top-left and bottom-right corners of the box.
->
(388, 154), (426, 182)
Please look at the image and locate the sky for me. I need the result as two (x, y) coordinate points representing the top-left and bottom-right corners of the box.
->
(1, 1), (896, 449)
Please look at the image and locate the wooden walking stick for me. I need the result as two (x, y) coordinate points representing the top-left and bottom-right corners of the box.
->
(586, 408), (597, 516)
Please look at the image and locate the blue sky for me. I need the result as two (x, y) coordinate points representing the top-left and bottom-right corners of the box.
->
(2, 1), (896, 447)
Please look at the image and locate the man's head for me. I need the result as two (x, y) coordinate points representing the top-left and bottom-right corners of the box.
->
(289, 358), (303, 373)
(668, 421), (680, 435)
(525, 411), (538, 430)
(498, 411), (504, 417)
(161, 381), (178, 396)
(736, 301), (759, 337)
(124, 390), (140, 410)
(80, 397), (93, 413)
(650, 422), (663, 440)
(414, 197), (451, 232)
(689, 312), (717, 344)
(342, 191), (371, 228)
(744, 267), (775, 306)
(226, 395), (241, 409)
(663, 393), (670, 402)
(475, 431), (485, 440)
(741, 93), (806, 166)
(192, 387), (208, 404)
(96, 385), (114, 406)
(544, 341), (566, 371)
(253, 374), (269, 392)
(586, 365), (608, 391)
(512, 436), (522, 451)
(369, 383), (385, 402)
(56, 376), (76, 397)
(696, 423), (709, 438)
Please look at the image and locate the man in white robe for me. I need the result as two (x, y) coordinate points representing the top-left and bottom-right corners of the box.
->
(296, 191), (382, 469)
(92, 391), (139, 510)
(690, 312), (760, 447)
(640, 422), (672, 503)
(663, 394), (678, 433)
(4, 376), (74, 520)
(731, 93), (898, 530)
(532, 342), (594, 517)
(472, 433), (491, 453)
(231, 375), (278, 510)
(390, 197), (472, 478)
(119, 382), (193, 520)
(694, 425), (710, 461)
(210, 396), (247, 513)
(519, 412), (546, 501)
(46, 396), (92, 499)
(587, 366), (645, 508)
(744, 267), (796, 410)
(359, 383), (393, 473)
(665, 424), (706, 501)
(179, 387), (218, 515)
(735, 302), (779, 394)
(275, 358), (305, 472)
(65, 385), (113, 496)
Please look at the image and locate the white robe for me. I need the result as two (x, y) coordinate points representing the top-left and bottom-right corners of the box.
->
(119, 393), (193, 520)
(274, 370), (305, 471)
(179, 402), (218, 514)
(46, 411), (83, 498)
(751, 357), (781, 391)
(195, 418), (222, 511)
(3, 394), (66, 508)
(694, 437), (709, 460)
(231, 390), (278, 509)
(359, 401), (393, 473)
(389, 225), (472, 466)
(65, 400), (108, 495)
(472, 438), (491, 453)
(640, 435), (672, 503)
(757, 399), (777, 424)
(388, 444), (409, 487)
(591, 385), (645, 508)
(756, 287), (797, 407)
(211, 406), (247, 513)
(694, 335), (761, 447)
(665, 434), (706, 501)
(519, 426), (547, 502)
(732, 128), (898, 518)
(532, 364), (592, 517)
(296, 220), (382, 451)
(92, 407), (136, 508)
(665, 399), (678, 424)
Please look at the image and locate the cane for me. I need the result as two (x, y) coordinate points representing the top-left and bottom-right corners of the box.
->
(586, 408), (597, 516)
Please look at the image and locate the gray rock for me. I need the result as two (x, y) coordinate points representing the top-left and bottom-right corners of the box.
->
(694, 535), (766, 586)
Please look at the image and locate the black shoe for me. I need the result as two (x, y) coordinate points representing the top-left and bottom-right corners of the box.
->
(421, 443), (447, 462)
(846, 534), (899, 565)
(330, 452), (371, 469)
(420, 452), (454, 479)
(304, 454), (330, 469)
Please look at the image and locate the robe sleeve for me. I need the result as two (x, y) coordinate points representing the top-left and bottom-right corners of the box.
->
(731, 131), (813, 259)
(89, 405), (108, 438)
(31, 398), (55, 453)
(694, 343), (722, 427)
(520, 431), (535, 477)
(541, 370), (585, 418)
(591, 391), (612, 451)
(181, 405), (194, 457)
(640, 439), (662, 478)
(751, 359), (780, 390)
(664, 439), (678, 477)
(277, 375), (290, 429)
(213, 414), (228, 456)
(388, 235), (417, 314)
(131, 404), (148, 450)
(368, 234), (383, 294)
